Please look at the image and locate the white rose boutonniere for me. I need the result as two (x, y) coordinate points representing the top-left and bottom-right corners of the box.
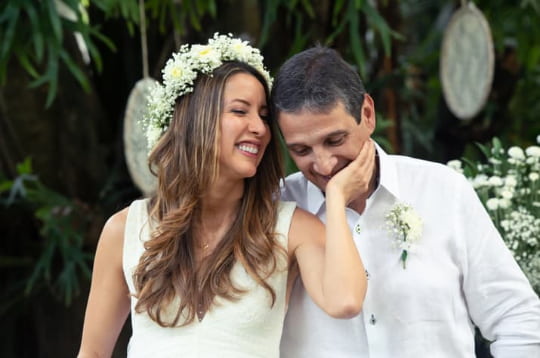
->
(385, 203), (423, 269)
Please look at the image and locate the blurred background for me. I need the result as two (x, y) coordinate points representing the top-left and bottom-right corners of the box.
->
(1, 0), (539, 356)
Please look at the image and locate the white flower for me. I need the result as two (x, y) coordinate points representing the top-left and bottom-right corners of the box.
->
(451, 136), (540, 294)
(498, 198), (511, 209)
(447, 159), (462, 172)
(143, 33), (272, 150)
(486, 198), (499, 211)
(472, 174), (489, 188)
(488, 176), (503, 186)
(385, 203), (423, 269)
(537, 135), (540, 144)
(500, 189), (513, 199)
(526, 146), (540, 158)
(504, 175), (517, 187)
(508, 146), (525, 160)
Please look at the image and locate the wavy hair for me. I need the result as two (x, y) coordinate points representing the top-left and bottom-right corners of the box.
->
(133, 62), (284, 327)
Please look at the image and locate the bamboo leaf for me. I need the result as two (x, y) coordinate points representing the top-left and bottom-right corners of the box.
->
(16, 52), (40, 79)
(0, 6), (19, 60)
(259, 0), (281, 47)
(23, 3), (45, 62)
(332, 0), (346, 25)
(59, 49), (90, 92)
(300, 0), (315, 18)
(46, 0), (63, 43)
(348, 4), (367, 78)
(362, 1), (391, 56)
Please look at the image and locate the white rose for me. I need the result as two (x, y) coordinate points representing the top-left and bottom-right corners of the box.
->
(529, 172), (539, 182)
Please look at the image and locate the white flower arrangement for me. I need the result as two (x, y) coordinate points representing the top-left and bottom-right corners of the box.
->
(385, 202), (424, 269)
(448, 136), (540, 293)
(142, 33), (272, 149)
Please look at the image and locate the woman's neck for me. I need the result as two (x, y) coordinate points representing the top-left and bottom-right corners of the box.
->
(195, 179), (243, 252)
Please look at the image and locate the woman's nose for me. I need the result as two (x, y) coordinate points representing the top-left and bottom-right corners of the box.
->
(248, 115), (268, 137)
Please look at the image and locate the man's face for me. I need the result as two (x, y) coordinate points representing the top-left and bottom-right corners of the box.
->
(278, 98), (375, 192)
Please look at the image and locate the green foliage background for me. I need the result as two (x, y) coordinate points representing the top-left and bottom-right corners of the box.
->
(0, 0), (539, 356)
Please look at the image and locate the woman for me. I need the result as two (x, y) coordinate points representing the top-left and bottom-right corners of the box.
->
(78, 33), (367, 357)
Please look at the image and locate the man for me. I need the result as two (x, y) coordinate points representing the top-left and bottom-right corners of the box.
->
(274, 46), (540, 357)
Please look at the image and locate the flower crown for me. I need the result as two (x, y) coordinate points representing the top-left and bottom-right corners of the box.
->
(143, 33), (272, 149)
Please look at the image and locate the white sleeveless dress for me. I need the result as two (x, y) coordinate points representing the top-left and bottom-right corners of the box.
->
(122, 199), (296, 357)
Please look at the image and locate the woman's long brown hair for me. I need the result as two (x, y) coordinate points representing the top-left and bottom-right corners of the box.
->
(133, 62), (284, 327)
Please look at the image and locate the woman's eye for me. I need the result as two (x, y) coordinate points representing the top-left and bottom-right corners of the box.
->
(231, 109), (246, 115)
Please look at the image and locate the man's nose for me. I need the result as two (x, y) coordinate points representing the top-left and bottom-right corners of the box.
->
(312, 150), (336, 176)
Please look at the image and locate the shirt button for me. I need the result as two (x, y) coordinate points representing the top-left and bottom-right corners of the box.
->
(370, 314), (376, 325)
(355, 224), (361, 234)
(365, 269), (370, 280)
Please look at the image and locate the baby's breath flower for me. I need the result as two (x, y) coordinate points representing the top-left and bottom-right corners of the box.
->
(488, 176), (503, 186)
(142, 33), (272, 150)
(508, 146), (525, 160)
(447, 136), (540, 294)
(486, 198), (499, 211)
(385, 203), (423, 269)
(526, 146), (540, 158)
(447, 159), (462, 173)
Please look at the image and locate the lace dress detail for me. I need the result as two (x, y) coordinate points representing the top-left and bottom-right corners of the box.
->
(122, 199), (296, 357)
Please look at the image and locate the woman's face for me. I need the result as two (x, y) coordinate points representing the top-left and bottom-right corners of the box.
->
(217, 72), (270, 182)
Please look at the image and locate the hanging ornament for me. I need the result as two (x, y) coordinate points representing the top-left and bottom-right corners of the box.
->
(123, 0), (157, 196)
(440, 1), (494, 120)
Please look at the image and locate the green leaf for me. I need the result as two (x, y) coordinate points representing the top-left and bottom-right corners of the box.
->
(300, 0), (315, 18)
(16, 157), (33, 175)
(363, 1), (392, 56)
(348, 4), (367, 78)
(59, 49), (90, 92)
(46, 0), (63, 43)
(207, 0), (217, 17)
(23, 3), (45, 62)
(0, 6), (20, 60)
(16, 51), (40, 79)
(332, 0), (346, 25)
(259, 0), (280, 47)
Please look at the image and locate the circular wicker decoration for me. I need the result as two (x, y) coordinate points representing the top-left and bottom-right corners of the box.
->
(440, 2), (494, 120)
(123, 78), (158, 196)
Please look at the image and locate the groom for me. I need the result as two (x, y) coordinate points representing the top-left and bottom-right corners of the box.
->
(273, 46), (540, 357)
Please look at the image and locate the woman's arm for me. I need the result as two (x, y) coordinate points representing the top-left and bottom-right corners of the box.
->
(288, 142), (375, 318)
(78, 208), (131, 358)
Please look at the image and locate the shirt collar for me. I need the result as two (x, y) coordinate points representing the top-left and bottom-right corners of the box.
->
(304, 141), (401, 214)
(375, 142), (400, 200)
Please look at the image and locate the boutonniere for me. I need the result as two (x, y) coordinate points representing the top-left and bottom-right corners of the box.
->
(385, 203), (423, 269)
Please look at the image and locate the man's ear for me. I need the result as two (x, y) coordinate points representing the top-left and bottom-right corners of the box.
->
(360, 93), (376, 133)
